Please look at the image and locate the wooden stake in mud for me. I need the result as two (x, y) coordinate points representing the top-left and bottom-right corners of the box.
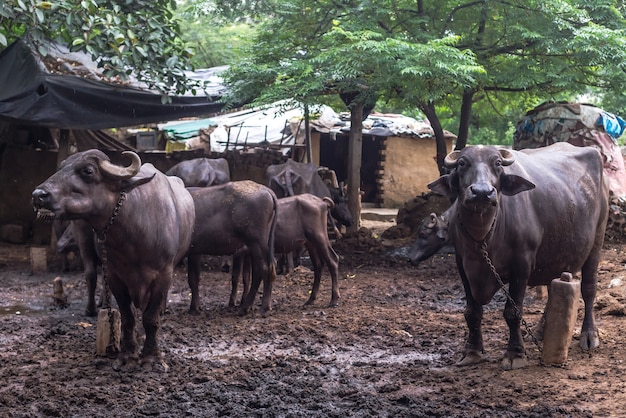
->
(52, 276), (68, 308)
(96, 308), (121, 357)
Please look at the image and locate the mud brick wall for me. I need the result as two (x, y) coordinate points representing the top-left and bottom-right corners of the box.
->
(225, 148), (287, 184)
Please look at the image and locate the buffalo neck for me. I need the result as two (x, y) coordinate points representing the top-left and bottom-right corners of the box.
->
(456, 204), (497, 243)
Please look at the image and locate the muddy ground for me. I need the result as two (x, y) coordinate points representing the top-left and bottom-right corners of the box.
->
(1, 220), (626, 417)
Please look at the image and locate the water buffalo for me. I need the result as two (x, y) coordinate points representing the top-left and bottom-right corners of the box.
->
(266, 159), (353, 230)
(54, 219), (101, 316)
(407, 208), (453, 267)
(32, 150), (195, 370)
(166, 157), (230, 187)
(187, 181), (277, 316)
(231, 193), (340, 308)
(428, 142), (608, 370)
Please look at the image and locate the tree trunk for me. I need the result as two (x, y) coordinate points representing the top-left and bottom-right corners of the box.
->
(347, 102), (363, 234)
(456, 90), (474, 151)
(420, 101), (448, 176)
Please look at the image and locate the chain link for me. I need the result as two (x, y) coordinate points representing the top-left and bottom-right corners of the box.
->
(95, 190), (126, 357)
(479, 241), (542, 352)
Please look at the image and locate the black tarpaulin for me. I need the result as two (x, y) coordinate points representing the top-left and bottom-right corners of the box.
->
(0, 39), (226, 130)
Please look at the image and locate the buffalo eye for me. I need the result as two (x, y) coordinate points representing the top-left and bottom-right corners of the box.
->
(457, 158), (467, 168)
(79, 165), (96, 180)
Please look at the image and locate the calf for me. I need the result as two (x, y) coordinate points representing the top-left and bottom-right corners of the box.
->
(408, 209), (453, 267)
(266, 159), (353, 232)
(231, 194), (340, 308)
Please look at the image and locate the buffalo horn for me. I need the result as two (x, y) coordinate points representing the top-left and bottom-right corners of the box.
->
(427, 213), (437, 228)
(99, 151), (141, 180)
(443, 150), (461, 168)
(498, 149), (515, 166)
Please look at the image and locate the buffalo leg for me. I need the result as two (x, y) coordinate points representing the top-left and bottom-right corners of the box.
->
(580, 253), (601, 350)
(75, 222), (99, 316)
(318, 242), (340, 307)
(457, 270), (484, 366)
(230, 253), (243, 307)
(108, 282), (139, 367)
(241, 256), (252, 306)
(140, 276), (169, 367)
(304, 245), (323, 306)
(502, 285), (528, 370)
(238, 252), (261, 315)
(239, 247), (272, 316)
(83, 262), (98, 316)
(187, 254), (202, 314)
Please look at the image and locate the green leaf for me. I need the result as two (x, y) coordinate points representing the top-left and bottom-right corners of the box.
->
(35, 9), (44, 24)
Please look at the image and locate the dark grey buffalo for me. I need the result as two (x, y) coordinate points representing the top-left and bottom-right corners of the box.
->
(407, 207), (453, 266)
(266, 159), (353, 231)
(427, 142), (608, 370)
(32, 150), (195, 370)
(187, 181), (277, 316)
(166, 157), (230, 187)
(231, 193), (340, 308)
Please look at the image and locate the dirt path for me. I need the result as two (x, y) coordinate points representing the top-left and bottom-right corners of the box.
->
(1, 227), (626, 417)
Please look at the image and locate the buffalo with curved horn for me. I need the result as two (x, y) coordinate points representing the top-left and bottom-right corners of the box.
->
(32, 150), (195, 371)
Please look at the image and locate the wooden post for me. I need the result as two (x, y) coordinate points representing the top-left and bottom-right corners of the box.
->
(304, 104), (312, 163)
(96, 308), (121, 357)
(347, 102), (363, 234)
(53, 276), (68, 307)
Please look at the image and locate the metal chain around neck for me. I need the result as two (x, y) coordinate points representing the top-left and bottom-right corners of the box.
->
(478, 241), (542, 352)
(95, 191), (126, 358)
(95, 191), (127, 309)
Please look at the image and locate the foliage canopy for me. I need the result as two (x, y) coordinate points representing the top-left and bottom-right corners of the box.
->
(0, 0), (199, 95)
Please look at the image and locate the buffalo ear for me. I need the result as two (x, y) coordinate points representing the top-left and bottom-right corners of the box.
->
(428, 173), (459, 199)
(120, 172), (156, 191)
(500, 174), (535, 196)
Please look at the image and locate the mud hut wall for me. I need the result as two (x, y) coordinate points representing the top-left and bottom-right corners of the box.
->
(0, 146), (58, 245)
(0, 147), (220, 246)
(224, 148), (287, 184)
(381, 136), (453, 208)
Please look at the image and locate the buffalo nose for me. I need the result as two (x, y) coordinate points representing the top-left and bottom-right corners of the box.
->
(469, 184), (496, 201)
(32, 189), (50, 207)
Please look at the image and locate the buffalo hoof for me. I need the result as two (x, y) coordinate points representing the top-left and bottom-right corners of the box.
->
(85, 307), (98, 317)
(579, 328), (600, 350)
(328, 300), (339, 308)
(501, 354), (528, 370)
(112, 354), (139, 372)
(142, 356), (169, 373)
(455, 351), (483, 366)
(238, 305), (251, 316)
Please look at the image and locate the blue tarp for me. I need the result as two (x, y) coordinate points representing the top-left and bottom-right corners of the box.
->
(161, 118), (217, 140)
